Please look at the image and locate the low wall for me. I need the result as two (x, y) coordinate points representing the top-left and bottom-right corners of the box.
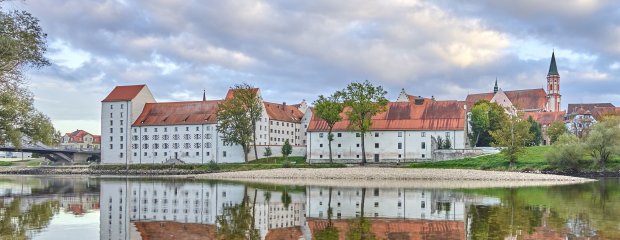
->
(432, 149), (483, 161)
(249, 145), (306, 161)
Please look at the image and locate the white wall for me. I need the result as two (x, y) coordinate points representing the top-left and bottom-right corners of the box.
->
(307, 130), (465, 163)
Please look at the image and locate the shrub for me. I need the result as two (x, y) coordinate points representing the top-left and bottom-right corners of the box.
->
(282, 161), (293, 168)
(546, 133), (585, 171)
(207, 161), (220, 171)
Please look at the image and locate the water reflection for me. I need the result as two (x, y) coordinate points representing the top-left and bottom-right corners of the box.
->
(1, 177), (620, 239)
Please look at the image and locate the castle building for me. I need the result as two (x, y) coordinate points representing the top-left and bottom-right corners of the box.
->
(306, 97), (468, 163)
(101, 85), (310, 164)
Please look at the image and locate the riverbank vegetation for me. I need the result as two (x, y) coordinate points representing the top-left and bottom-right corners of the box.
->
(89, 156), (345, 172)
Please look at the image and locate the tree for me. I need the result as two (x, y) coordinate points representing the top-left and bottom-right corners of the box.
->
(490, 115), (533, 168)
(546, 133), (585, 171)
(527, 116), (543, 146)
(585, 116), (620, 171)
(216, 84), (262, 162)
(216, 198), (260, 240)
(336, 80), (388, 165)
(281, 139), (292, 160)
(546, 121), (567, 145)
(469, 100), (509, 147)
(436, 136), (444, 150)
(0, 2), (56, 148)
(313, 94), (343, 163)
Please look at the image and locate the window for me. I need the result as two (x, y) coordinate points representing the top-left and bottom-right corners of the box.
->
(374, 132), (379, 137)
(133, 152), (137, 157)
(110, 104), (113, 109)
(206, 152), (210, 156)
(109, 144), (113, 149)
(110, 113), (113, 118)
(375, 143), (379, 148)
(337, 155), (341, 158)
(338, 144), (341, 147)
(337, 133), (342, 137)
(154, 152), (158, 156)
(223, 151), (227, 157)
(205, 134), (212, 139)
(421, 142), (426, 149)
(120, 152), (123, 158)
(398, 154), (402, 158)
(374, 188), (380, 196)
(173, 143), (179, 149)
(110, 128), (113, 133)
(356, 133), (360, 137)
(120, 112), (123, 117)
(134, 128), (137, 133)
(185, 127), (189, 131)
(144, 152), (147, 156)
(356, 143), (360, 147)
(143, 144), (148, 149)
(153, 143), (159, 149)
(144, 128), (148, 133)
(163, 135), (169, 140)
(173, 134), (180, 140)
(120, 136), (124, 141)
(175, 127), (178, 132)
(357, 155), (360, 158)
(194, 143), (201, 148)
(120, 144), (123, 149)
(110, 136), (113, 141)
(120, 104), (124, 109)
(120, 128), (123, 133)
(398, 143), (402, 149)
(445, 132), (450, 138)
(164, 127), (167, 132)
(120, 120), (123, 125)
(421, 132), (426, 137)
(110, 120), (113, 125)
(184, 143), (191, 149)
(196, 152), (200, 156)
(422, 154), (425, 158)
(398, 132), (403, 137)
(194, 134), (201, 140)
(319, 133), (324, 138)
(206, 142), (212, 148)
(163, 143), (169, 149)
(132, 144), (137, 149)
(319, 144), (323, 147)
(142, 135), (149, 141)
(319, 155), (323, 158)
(374, 202), (379, 207)
(196, 126), (199, 131)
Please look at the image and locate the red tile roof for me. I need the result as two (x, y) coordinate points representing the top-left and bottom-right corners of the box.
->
(224, 88), (259, 100)
(64, 130), (97, 143)
(591, 107), (620, 121)
(265, 227), (303, 240)
(102, 85), (146, 102)
(264, 102), (304, 123)
(466, 89), (547, 111)
(522, 111), (565, 125)
(308, 100), (466, 132)
(307, 218), (465, 240)
(132, 100), (221, 126)
(92, 135), (101, 144)
(567, 103), (615, 115)
(133, 221), (217, 240)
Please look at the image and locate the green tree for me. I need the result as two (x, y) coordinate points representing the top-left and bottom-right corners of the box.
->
(0, 2), (56, 147)
(216, 199), (260, 240)
(336, 80), (388, 165)
(586, 116), (620, 171)
(281, 139), (292, 160)
(313, 94), (343, 163)
(546, 121), (567, 144)
(263, 146), (272, 161)
(490, 115), (533, 168)
(469, 100), (509, 147)
(527, 116), (543, 146)
(546, 133), (585, 171)
(216, 84), (262, 162)
(436, 136), (444, 150)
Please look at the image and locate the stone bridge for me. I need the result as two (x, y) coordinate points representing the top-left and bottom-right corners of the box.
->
(1, 139), (100, 164)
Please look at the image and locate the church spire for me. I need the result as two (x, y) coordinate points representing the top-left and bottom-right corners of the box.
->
(202, 89), (206, 101)
(548, 50), (559, 76)
(493, 78), (498, 94)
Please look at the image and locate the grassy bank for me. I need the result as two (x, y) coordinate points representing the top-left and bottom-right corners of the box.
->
(408, 146), (620, 172)
(90, 156), (345, 172)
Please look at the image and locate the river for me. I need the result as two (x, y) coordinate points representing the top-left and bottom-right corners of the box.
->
(0, 176), (618, 239)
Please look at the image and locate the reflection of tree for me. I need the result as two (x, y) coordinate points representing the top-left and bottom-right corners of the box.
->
(315, 187), (339, 240)
(0, 198), (60, 239)
(216, 194), (260, 240)
(346, 188), (376, 240)
(281, 190), (292, 209)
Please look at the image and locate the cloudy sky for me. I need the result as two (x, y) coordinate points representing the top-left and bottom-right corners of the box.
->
(7, 0), (620, 135)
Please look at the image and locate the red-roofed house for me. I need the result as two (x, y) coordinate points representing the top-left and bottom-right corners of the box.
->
(61, 129), (101, 150)
(307, 97), (468, 163)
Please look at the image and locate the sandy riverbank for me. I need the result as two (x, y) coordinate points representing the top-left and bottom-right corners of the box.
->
(197, 167), (596, 188)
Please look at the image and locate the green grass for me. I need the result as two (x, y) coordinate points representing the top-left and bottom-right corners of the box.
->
(0, 161), (13, 166)
(407, 146), (553, 171)
(91, 156), (345, 172)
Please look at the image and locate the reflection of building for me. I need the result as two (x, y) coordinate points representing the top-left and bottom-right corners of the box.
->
(59, 193), (100, 215)
(99, 180), (244, 240)
(249, 188), (308, 239)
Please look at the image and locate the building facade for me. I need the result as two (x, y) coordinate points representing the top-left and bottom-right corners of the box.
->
(307, 98), (467, 163)
(60, 129), (101, 150)
(101, 85), (310, 164)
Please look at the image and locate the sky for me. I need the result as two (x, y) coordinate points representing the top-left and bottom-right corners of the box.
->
(5, 0), (620, 135)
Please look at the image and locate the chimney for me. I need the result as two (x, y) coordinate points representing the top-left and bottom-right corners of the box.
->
(414, 96), (424, 105)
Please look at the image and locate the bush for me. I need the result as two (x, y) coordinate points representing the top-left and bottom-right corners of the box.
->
(282, 161), (293, 168)
(207, 161), (220, 171)
(546, 133), (585, 171)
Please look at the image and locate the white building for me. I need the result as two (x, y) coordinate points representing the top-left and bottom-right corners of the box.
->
(101, 85), (311, 164)
(307, 98), (467, 163)
(60, 129), (100, 150)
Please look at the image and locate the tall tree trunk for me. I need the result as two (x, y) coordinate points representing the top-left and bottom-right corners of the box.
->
(243, 144), (249, 163)
(251, 188), (257, 229)
(361, 133), (367, 165)
(328, 130), (333, 164)
(252, 120), (258, 161)
(327, 187), (333, 226)
(360, 187), (366, 217)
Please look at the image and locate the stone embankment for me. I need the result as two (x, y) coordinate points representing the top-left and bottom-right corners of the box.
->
(0, 166), (211, 175)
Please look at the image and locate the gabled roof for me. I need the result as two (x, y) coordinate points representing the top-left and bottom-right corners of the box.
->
(224, 88), (259, 100)
(264, 102), (304, 123)
(102, 85), (146, 102)
(132, 100), (221, 126)
(64, 130), (96, 143)
(308, 99), (466, 132)
(522, 111), (565, 125)
(567, 103), (615, 115)
(591, 107), (620, 121)
(465, 88), (547, 111)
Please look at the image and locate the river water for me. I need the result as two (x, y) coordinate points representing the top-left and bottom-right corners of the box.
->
(0, 176), (618, 240)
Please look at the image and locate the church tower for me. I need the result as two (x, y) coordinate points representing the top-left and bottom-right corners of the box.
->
(546, 51), (561, 112)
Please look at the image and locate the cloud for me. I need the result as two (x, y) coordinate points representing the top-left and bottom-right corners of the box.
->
(6, 0), (618, 134)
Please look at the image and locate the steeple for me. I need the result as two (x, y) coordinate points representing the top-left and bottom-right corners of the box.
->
(548, 50), (559, 76)
(202, 89), (206, 101)
(493, 78), (498, 94)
